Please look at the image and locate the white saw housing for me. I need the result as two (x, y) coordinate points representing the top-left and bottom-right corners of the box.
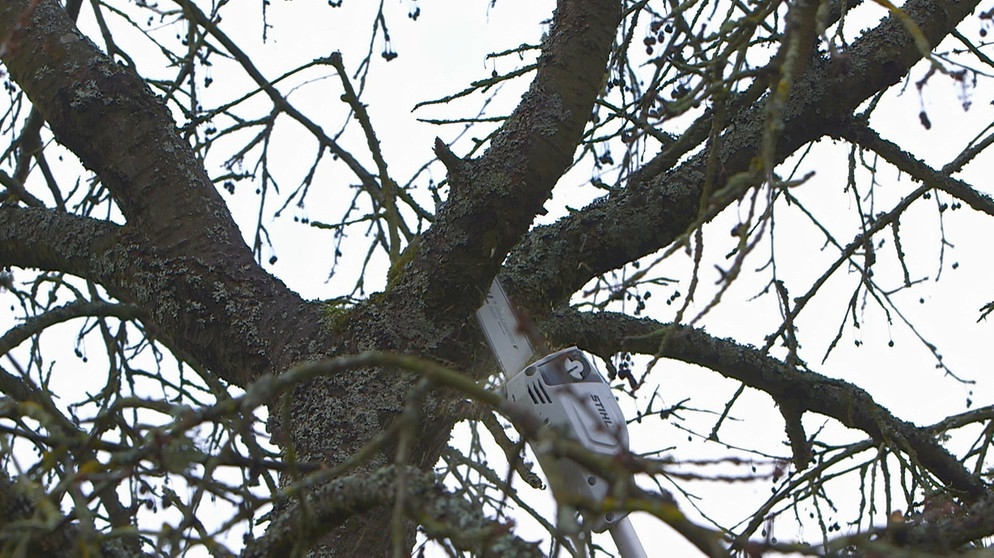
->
(504, 347), (630, 532)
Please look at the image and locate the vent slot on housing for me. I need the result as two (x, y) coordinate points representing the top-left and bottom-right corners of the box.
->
(527, 382), (552, 405)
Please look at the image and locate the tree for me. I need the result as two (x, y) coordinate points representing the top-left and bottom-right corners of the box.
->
(1, 0), (993, 555)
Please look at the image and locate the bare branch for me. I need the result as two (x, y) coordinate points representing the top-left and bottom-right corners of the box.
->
(242, 465), (542, 558)
(0, 301), (140, 358)
(503, 0), (984, 311)
(392, 0), (623, 318)
(0, 469), (144, 558)
(0, 0), (249, 257)
(542, 308), (990, 500)
(841, 120), (994, 217)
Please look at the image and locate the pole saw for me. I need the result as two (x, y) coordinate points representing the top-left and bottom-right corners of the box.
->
(476, 279), (647, 558)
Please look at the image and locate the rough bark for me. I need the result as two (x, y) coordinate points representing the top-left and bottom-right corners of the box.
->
(542, 309), (989, 501)
(0, 470), (141, 557)
(274, 2), (623, 553)
(0, 0), (988, 554)
(503, 0), (982, 312)
(0, 0), (326, 386)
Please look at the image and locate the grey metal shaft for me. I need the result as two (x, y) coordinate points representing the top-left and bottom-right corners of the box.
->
(609, 516), (647, 558)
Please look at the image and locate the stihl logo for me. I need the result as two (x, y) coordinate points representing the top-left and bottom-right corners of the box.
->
(590, 394), (613, 426)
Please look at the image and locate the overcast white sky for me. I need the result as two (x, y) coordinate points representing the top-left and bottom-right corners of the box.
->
(3, 0), (994, 556)
(243, 2), (994, 554)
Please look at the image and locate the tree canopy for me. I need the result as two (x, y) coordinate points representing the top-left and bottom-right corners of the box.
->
(1, 0), (994, 556)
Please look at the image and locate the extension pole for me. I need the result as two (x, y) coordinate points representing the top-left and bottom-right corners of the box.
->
(609, 516), (647, 558)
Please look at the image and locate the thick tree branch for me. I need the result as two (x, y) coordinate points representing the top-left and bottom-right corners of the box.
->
(541, 308), (990, 501)
(841, 120), (994, 216)
(241, 466), (541, 558)
(0, 1), (246, 257)
(820, 493), (994, 555)
(504, 0), (982, 312)
(0, 3), (331, 384)
(2, 0), (983, 554)
(0, 470), (143, 557)
(0, 205), (122, 278)
(392, 0), (622, 319)
(283, 6), (624, 550)
(900, 494), (994, 551)
(0, 205), (320, 389)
